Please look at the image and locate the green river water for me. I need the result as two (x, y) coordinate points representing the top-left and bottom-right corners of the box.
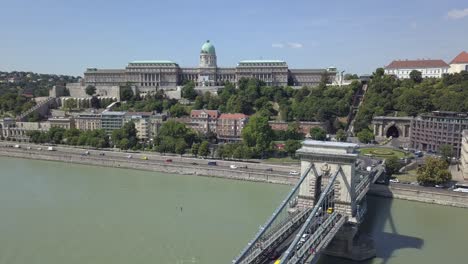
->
(0, 157), (467, 264)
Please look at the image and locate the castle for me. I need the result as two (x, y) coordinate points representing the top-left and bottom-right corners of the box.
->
(66, 40), (337, 97)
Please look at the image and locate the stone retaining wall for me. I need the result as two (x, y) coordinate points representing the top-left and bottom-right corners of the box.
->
(369, 183), (468, 208)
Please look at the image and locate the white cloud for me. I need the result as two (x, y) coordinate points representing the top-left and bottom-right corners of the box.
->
(272, 42), (304, 49)
(272, 43), (284, 48)
(447, 8), (468, 19)
(287, 42), (303, 49)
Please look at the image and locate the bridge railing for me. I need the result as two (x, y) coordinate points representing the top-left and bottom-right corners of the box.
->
(280, 166), (345, 263)
(232, 164), (316, 264)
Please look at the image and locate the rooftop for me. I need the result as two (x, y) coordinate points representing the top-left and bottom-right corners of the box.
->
(85, 69), (124, 73)
(297, 140), (358, 156)
(219, 113), (249, 119)
(129, 60), (177, 64)
(190, 109), (220, 118)
(450, 51), (468, 64)
(102, 111), (127, 116)
(385, 59), (449, 69)
(238, 60), (287, 66)
(302, 140), (358, 149)
(125, 112), (153, 117)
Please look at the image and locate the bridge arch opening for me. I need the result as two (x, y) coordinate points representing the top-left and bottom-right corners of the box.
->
(386, 125), (399, 138)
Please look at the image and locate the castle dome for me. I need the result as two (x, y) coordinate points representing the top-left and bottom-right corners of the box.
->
(201, 40), (216, 54)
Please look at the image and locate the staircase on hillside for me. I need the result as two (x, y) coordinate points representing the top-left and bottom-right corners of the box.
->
(346, 84), (368, 135)
(16, 97), (56, 121)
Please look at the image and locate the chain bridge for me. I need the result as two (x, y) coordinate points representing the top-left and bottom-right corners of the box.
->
(232, 140), (385, 264)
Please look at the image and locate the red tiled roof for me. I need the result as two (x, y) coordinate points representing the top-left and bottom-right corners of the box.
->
(190, 109), (219, 118)
(219, 113), (249, 119)
(385, 59), (449, 69)
(450, 51), (468, 64)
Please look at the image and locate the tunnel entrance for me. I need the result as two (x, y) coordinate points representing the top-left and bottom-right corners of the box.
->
(386, 125), (399, 138)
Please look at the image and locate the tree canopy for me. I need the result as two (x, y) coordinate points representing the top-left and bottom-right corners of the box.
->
(181, 81), (197, 100)
(154, 120), (198, 154)
(417, 157), (451, 185)
(85, 85), (96, 96)
(242, 114), (274, 157)
(357, 129), (374, 143)
(309, 127), (327, 141)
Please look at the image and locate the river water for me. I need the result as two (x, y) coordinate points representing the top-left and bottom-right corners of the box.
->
(0, 157), (467, 264)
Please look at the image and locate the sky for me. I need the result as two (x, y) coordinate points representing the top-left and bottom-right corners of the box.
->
(1, 0), (468, 76)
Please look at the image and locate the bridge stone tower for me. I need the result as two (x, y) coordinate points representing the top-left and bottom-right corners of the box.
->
(296, 140), (375, 261)
(296, 141), (358, 220)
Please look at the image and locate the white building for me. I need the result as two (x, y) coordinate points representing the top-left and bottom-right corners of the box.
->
(384, 59), (449, 79)
(449, 51), (468, 74)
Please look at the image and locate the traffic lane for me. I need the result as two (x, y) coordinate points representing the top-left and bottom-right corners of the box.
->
(50, 146), (296, 173)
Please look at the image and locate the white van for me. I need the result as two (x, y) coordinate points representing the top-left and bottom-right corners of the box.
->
(47, 147), (55, 151)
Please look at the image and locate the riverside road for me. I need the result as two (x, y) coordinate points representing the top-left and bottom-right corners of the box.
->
(0, 141), (300, 179)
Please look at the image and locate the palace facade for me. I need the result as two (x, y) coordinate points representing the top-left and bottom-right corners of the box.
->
(81, 40), (337, 91)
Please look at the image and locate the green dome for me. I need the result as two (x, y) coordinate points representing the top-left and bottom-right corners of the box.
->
(201, 40), (216, 54)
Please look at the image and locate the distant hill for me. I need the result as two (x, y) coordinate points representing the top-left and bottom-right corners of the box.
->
(0, 71), (79, 97)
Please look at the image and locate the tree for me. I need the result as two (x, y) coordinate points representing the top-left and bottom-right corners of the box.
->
(285, 140), (302, 157)
(191, 143), (200, 157)
(309, 127), (327, 141)
(118, 138), (130, 150)
(357, 129), (374, 144)
(285, 122), (303, 140)
(242, 114), (274, 156)
(198, 141), (210, 157)
(409, 70), (423, 83)
(112, 121), (138, 149)
(439, 144), (453, 162)
(181, 81), (197, 100)
(27, 131), (42, 143)
(193, 96), (204, 109)
(417, 157), (451, 185)
(85, 85), (96, 96)
(90, 96), (101, 109)
(374, 68), (385, 78)
(158, 120), (197, 147)
(344, 74), (359, 80)
(63, 98), (76, 111)
(385, 156), (401, 177)
(169, 103), (187, 117)
(120, 86), (134, 101)
(335, 129), (347, 142)
(396, 88), (430, 116)
(175, 140), (188, 156)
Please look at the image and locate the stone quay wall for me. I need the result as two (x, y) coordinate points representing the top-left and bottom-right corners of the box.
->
(369, 183), (468, 208)
(0, 148), (297, 185)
